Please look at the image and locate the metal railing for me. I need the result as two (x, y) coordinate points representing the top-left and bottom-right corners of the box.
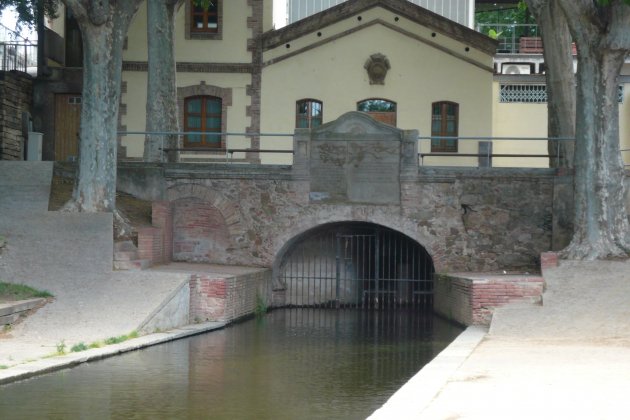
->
(119, 131), (294, 163)
(118, 131), (589, 168)
(0, 22), (37, 72)
(0, 42), (37, 72)
(476, 23), (541, 54)
(418, 136), (574, 167)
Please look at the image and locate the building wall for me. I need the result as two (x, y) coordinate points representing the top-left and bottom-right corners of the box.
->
(491, 77), (630, 168)
(261, 8), (494, 165)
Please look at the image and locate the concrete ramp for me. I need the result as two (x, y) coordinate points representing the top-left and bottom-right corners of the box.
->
(0, 161), (53, 213)
(0, 162), (187, 367)
(490, 259), (630, 339)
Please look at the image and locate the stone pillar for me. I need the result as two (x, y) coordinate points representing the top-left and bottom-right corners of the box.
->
(152, 201), (173, 263)
(292, 127), (310, 180)
(400, 129), (418, 182)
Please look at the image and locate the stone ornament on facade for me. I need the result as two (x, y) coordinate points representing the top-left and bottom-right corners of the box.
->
(364, 53), (391, 85)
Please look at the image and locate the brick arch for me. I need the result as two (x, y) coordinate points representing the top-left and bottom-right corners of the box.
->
(165, 183), (245, 239)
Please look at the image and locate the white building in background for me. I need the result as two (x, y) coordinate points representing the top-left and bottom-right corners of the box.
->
(275, 0), (475, 28)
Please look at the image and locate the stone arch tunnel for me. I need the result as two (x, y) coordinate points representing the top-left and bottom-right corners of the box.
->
(272, 222), (435, 309)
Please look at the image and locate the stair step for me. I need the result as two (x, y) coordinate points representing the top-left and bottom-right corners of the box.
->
(113, 259), (150, 271)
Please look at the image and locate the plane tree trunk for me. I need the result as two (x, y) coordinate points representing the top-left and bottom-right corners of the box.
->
(557, 0), (630, 259)
(62, 0), (142, 212)
(524, 0), (576, 168)
(144, 0), (181, 163)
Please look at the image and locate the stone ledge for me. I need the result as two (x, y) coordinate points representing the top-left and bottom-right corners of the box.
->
(0, 298), (46, 319)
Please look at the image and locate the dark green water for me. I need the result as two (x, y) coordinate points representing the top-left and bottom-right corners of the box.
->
(0, 309), (463, 420)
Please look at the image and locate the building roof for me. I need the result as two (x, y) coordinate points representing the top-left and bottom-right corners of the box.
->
(262, 0), (497, 56)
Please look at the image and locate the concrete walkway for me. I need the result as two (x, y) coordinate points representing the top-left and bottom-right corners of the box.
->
(0, 162), (189, 366)
(371, 258), (630, 419)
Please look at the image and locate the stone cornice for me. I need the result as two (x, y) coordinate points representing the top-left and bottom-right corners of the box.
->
(123, 61), (253, 73)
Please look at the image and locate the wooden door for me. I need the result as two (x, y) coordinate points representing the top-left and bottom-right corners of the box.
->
(54, 94), (82, 161)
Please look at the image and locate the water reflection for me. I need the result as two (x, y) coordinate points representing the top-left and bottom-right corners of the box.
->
(0, 309), (462, 419)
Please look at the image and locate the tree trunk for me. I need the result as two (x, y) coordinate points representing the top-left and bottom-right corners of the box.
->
(525, 0), (576, 168)
(62, 0), (141, 212)
(558, 0), (630, 259)
(144, 0), (180, 163)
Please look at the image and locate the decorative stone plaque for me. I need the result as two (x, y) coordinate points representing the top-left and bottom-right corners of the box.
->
(306, 112), (414, 204)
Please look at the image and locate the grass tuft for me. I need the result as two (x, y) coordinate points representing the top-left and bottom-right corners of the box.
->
(70, 342), (88, 352)
(0, 282), (53, 302)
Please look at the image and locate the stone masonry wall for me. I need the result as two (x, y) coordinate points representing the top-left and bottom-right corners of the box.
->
(153, 167), (554, 273)
(0, 71), (32, 160)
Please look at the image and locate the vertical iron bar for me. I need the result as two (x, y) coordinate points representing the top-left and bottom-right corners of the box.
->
(374, 228), (380, 310)
(335, 232), (341, 309)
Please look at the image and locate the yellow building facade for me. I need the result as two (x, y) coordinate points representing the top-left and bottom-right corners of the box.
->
(39, 0), (630, 168)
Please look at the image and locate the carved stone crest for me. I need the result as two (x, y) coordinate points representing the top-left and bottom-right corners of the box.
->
(364, 53), (390, 85)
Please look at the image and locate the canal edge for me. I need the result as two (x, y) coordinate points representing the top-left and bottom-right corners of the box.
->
(368, 325), (487, 419)
(0, 321), (226, 386)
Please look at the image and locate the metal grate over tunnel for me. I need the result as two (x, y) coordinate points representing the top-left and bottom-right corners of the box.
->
(278, 223), (434, 310)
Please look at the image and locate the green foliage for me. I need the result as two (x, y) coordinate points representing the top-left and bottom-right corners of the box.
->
(104, 331), (138, 345)
(0, 282), (52, 301)
(88, 341), (102, 349)
(487, 28), (503, 39)
(0, 0), (58, 29)
(55, 340), (66, 355)
(254, 294), (268, 318)
(191, 0), (215, 9)
(0, 365), (8, 370)
(70, 342), (88, 352)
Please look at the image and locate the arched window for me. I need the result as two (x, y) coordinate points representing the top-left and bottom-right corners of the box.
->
(296, 99), (323, 128)
(357, 98), (397, 126)
(184, 95), (222, 148)
(431, 101), (458, 152)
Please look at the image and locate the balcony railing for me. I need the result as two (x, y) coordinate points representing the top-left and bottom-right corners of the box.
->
(0, 42), (37, 73)
(476, 23), (541, 54)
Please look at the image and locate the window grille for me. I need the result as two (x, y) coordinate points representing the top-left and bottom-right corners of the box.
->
(500, 84), (547, 103)
(501, 84), (625, 104)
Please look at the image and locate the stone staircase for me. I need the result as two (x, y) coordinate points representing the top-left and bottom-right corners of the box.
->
(113, 241), (150, 271)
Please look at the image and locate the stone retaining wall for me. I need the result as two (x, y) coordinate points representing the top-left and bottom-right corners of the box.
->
(0, 71), (32, 160)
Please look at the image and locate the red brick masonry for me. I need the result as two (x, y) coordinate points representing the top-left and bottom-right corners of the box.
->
(434, 272), (544, 325)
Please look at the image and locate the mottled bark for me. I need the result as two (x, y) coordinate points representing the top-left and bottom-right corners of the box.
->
(525, 0), (576, 168)
(558, 0), (630, 259)
(144, 0), (181, 162)
(62, 0), (141, 212)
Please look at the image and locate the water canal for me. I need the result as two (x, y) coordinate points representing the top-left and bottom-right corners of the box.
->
(0, 308), (463, 419)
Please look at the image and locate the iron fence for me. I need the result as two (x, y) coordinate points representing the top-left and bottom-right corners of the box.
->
(476, 23), (541, 54)
(0, 42), (37, 73)
(278, 224), (434, 311)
